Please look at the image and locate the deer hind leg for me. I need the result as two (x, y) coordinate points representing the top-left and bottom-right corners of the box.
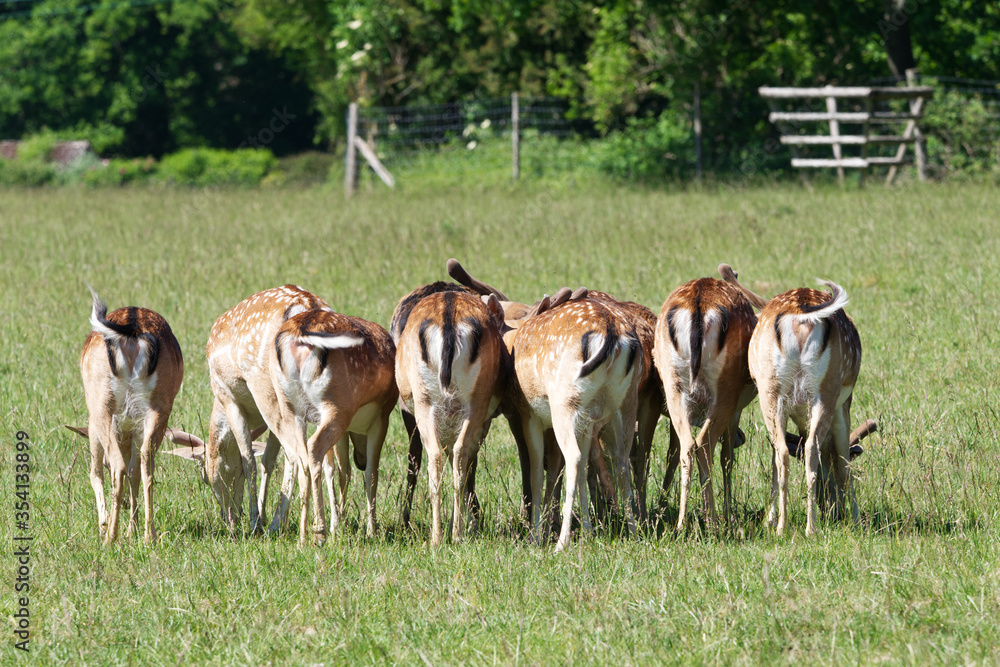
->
(362, 413), (388, 539)
(661, 421), (681, 495)
(523, 417), (547, 545)
(221, 400), (261, 534)
(326, 434), (350, 534)
(87, 419), (108, 539)
(414, 400), (445, 546)
(720, 413), (742, 526)
(551, 403), (591, 553)
(804, 402), (835, 537)
(451, 416), (475, 543)
(631, 395), (660, 524)
(138, 412), (168, 544)
(693, 416), (726, 529)
(666, 392), (696, 533)
(125, 429), (141, 538)
(257, 431), (282, 529)
(759, 392), (790, 535)
(831, 401), (858, 526)
(268, 451), (297, 535)
(102, 423), (128, 545)
(608, 411), (638, 538)
(399, 408), (423, 530)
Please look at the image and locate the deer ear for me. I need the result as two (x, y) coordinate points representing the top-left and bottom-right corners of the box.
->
(547, 287), (572, 310)
(165, 445), (205, 463)
(252, 441), (268, 459)
(65, 425), (89, 438)
(165, 428), (206, 449)
(484, 294), (505, 327)
(570, 287), (589, 301)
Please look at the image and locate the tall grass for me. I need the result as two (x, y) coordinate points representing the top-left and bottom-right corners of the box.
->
(1, 181), (998, 663)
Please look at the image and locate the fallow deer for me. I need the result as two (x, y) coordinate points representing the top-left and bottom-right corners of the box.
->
(718, 265), (869, 534)
(749, 282), (861, 536)
(395, 290), (507, 545)
(508, 296), (643, 551)
(77, 291), (183, 544)
(189, 285), (330, 532)
(390, 280), (490, 531)
(652, 278), (757, 532)
(269, 308), (397, 544)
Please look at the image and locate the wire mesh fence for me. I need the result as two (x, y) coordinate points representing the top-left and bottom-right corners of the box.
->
(350, 76), (998, 189)
(353, 96), (593, 186)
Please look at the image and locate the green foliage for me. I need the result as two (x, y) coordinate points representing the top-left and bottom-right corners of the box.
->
(0, 158), (55, 186)
(157, 148), (277, 186)
(81, 157), (159, 187)
(593, 111), (693, 181)
(922, 88), (1000, 178)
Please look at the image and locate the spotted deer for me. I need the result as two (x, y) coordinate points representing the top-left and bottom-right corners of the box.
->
(77, 291), (183, 544)
(390, 280), (494, 532)
(270, 308), (397, 543)
(750, 282), (861, 536)
(171, 285), (330, 533)
(395, 290), (507, 545)
(653, 278), (757, 532)
(509, 296), (643, 551)
(719, 265), (868, 535)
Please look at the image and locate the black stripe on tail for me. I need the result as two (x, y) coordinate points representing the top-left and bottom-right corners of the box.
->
(418, 292), (459, 389)
(580, 317), (616, 378)
(689, 293), (704, 381)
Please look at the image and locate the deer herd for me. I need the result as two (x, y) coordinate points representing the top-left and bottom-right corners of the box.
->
(69, 261), (877, 550)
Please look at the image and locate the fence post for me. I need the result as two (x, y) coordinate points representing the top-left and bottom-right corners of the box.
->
(345, 102), (358, 196)
(826, 95), (845, 186)
(906, 68), (927, 181)
(511, 92), (520, 181)
(694, 82), (703, 181)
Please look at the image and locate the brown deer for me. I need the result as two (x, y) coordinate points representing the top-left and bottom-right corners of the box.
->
(395, 290), (507, 545)
(719, 265), (868, 534)
(270, 308), (397, 544)
(77, 291), (183, 544)
(187, 285), (331, 533)
(751, 282), (861, 536)
(508, 296), (643, 551)
(390, 280), (495, 532)
(653, 278), (757, 532)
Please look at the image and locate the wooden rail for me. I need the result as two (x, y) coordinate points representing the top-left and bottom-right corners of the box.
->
(760, 72), (934, 185)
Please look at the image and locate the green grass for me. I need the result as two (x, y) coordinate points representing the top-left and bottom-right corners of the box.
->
(1, 180), (999, 664)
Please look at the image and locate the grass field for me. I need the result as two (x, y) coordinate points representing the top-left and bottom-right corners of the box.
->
(1, 180), (999, 664)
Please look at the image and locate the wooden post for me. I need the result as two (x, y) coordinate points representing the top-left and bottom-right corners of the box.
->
(345, 102), (358, 196)
(511, 92), (520, 181)
(906, 68), (927, 181)
(860, 97), (872, 188)
(826, 96), (844, 186)
(694, 82), (703, 181)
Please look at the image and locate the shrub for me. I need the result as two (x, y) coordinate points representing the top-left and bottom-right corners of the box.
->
(592, 109), (693, 181)
(81, 157), (158, 187)
(922, 88), (1000, 178)
(0, 158), (55, 186)
(158, 148), (277, 186)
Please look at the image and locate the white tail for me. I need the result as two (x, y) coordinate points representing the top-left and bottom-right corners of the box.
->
(748, 280), (863, 537)
(78, 291), (183, 544)
(270, 308), (397, 544)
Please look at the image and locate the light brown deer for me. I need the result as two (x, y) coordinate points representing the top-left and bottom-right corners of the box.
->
(748, 282), (861, 536)
(77, 291), (183, 544)
(653, 278), (757, 532)
(194, 285), (330, 533)
(270, 308), (397, 544)
(719, 265), (869, 534)
(395, 290), (506, 545)
(508, 296), (643, 551)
